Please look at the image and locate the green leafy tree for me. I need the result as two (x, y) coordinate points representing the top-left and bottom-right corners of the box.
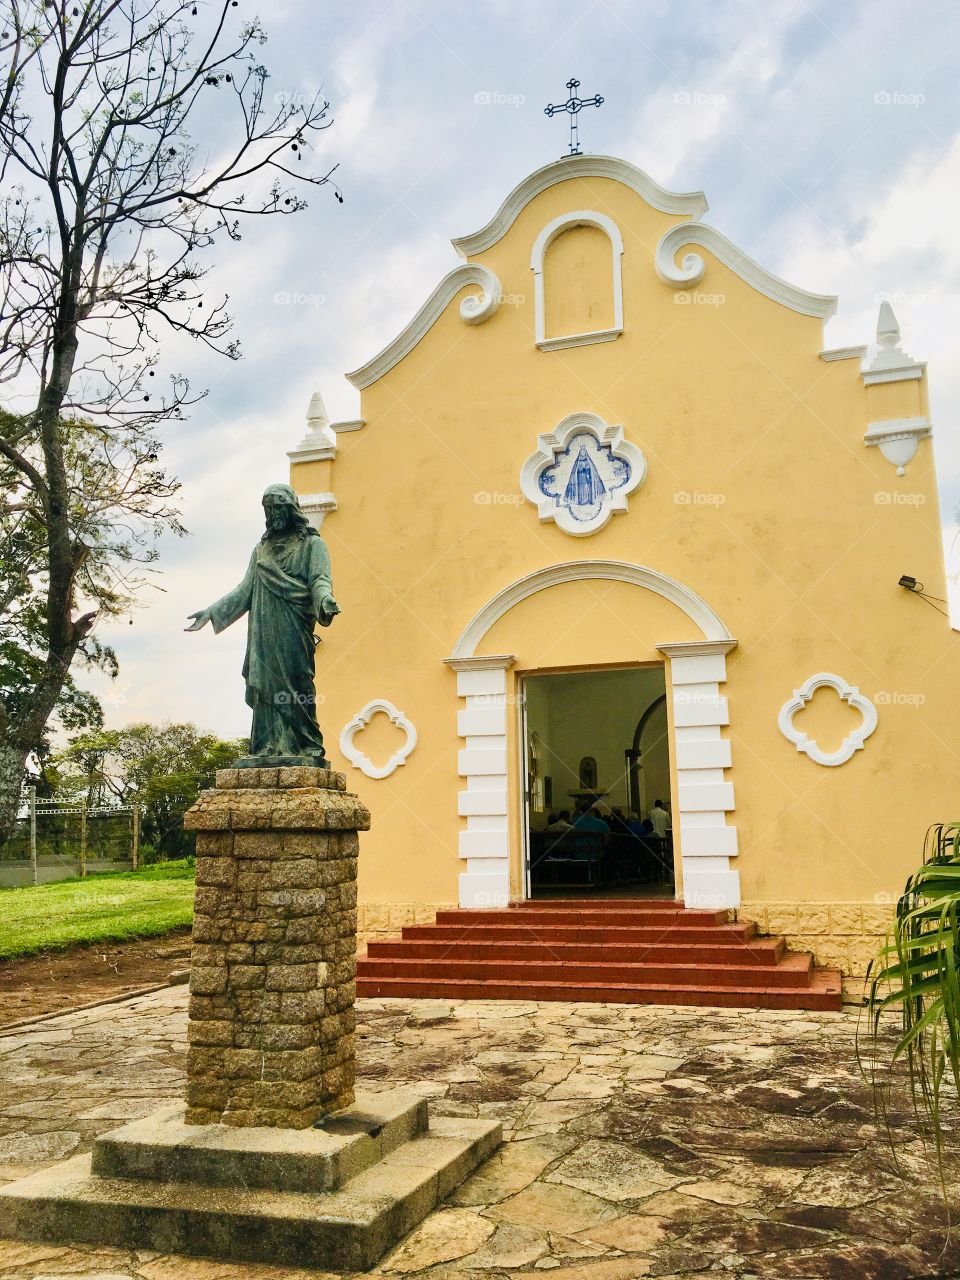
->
(56, 721), (247, 857)
(1, 410), (112, 791)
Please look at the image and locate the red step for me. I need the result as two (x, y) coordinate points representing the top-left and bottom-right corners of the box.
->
(357, 970), (843, 1012)
(400, 922), (759, 946)
(366, 937), (787, 967)
(356, 899), (843, 1012)
(511, 897), (697, 910)
(358, 953), (814, 989)
(435, 908), (729, 927)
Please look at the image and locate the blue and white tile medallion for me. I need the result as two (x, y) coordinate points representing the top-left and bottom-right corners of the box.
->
(520, 412), (647, 535)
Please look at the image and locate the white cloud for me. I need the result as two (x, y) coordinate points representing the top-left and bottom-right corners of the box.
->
(774, 134), (960, 611)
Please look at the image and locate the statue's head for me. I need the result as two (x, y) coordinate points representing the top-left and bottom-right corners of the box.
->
(261, 484), (315, 539)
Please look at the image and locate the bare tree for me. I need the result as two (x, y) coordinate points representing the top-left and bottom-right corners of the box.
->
(0, 0), (339, 840)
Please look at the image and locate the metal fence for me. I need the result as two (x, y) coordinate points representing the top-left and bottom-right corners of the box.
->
(3, 788), (142, 887)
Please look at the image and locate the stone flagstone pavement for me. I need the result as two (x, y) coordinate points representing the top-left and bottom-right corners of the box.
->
(0, 986), (956, 1280)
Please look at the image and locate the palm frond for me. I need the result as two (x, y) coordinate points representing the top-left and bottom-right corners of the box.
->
(859, 821), (960, 1191)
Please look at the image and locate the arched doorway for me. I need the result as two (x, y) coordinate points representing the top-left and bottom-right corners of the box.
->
(445, 560), (739, 913)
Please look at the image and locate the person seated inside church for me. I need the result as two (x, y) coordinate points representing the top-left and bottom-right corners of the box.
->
(649, 799), (671, 838)
(546, 810), (574, 832)
(628, 813), (654, 837)
(572, 802), (610, 834)
(607, 807), (632, 835)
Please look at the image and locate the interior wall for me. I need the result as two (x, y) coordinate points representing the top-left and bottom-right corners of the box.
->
(524, 666), (669, 829)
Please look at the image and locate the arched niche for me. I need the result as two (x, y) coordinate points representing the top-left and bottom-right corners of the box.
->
(530, 210), (624, 352)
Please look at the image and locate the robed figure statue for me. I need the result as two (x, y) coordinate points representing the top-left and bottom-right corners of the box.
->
(186, 484), (340, 765)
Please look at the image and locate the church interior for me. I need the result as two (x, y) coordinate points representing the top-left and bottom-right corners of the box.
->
(523, 665), (673, 896)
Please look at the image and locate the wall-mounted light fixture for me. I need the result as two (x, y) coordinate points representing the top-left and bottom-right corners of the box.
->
(898, 574), (948, 616)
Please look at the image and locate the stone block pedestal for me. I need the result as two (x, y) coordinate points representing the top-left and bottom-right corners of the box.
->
(0, 767), (502, 1269)
(184, 765), (364, 1126)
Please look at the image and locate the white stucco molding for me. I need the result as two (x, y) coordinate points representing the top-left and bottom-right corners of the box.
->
(519, 412), (646, 536)
(819, 345), (867, 363)
(657, 639), (738, 660)
(330, 419), (366, 434)
(450, 560), (733, 660)
(530, 211), (624, 351)
(339, 699), (418, 780)
(778, 672), (878, 767)
(444, 654), (518, 672)
(298, 492), (337, 529)
(288, 441), (336, 465)
(536, 330), (622, 353)
(346, 264), (502, 391)
(864, 417), (933, 476)
(655, 223), (838, 319)
(452, 156), (708, 258)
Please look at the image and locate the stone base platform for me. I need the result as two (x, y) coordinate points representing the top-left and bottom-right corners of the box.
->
(0, 1089), (501, 1271)
(234, 754), (329, 770)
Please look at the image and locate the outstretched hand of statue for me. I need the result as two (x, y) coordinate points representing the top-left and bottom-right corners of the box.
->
(318, 595), (341, 627)
(185, 609), (213, 632)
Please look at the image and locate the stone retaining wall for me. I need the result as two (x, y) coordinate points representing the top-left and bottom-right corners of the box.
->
(739, 901), (894, 1003)
(357, 903), (457, 946)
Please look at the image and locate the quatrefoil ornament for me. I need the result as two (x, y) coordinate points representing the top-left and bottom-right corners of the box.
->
(778, 673), (878, 767)
(520, 411), (646, 536)
(339, 700), (417, 780)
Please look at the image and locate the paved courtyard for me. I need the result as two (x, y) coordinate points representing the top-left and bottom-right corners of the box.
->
(0, 987), (955, 1280)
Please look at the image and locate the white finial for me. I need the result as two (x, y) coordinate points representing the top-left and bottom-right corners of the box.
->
(863, 299), (923, 384)
(306, 391), (329, 430)
(288, 390), (336, 463)
(876, 300), (900, 349)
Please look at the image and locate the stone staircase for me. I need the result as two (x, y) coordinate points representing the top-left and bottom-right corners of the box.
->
(356, 898), (843, 1011)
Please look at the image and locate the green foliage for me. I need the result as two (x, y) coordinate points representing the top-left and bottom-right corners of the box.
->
(0, 412), (112, 771)
(0, 409), (181, 636)
(55, 722), (247, 859)
(0, 635), (104, 766)
(138, 842), (163, 866)
(0, 859), (195, 959)
(861, 822), (960, 1181)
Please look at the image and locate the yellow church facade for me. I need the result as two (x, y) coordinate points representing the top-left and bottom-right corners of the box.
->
(288, 154), (953, 983)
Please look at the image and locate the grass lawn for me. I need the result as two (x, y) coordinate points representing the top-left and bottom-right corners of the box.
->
(0, 860), (195, 959)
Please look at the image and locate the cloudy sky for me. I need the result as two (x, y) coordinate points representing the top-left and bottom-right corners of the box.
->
(83, 0), (960, 739)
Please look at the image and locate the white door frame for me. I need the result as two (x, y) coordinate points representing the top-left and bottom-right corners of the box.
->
(518, 679), (533, 901)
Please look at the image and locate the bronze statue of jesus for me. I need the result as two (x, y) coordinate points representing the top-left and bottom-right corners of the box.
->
(186, 484), (339, 765)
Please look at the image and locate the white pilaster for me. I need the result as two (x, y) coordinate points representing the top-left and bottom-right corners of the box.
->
(658, 640), (739, 910)
(444, 655), (516, 908)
